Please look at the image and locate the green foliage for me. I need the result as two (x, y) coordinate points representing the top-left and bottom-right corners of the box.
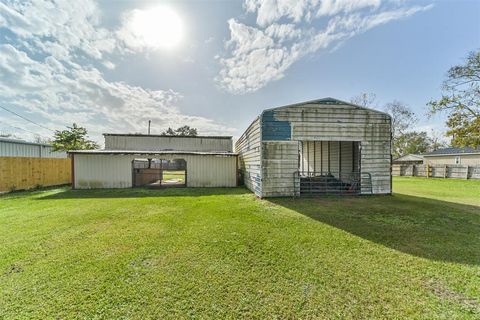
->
(161, 125), (198, 136)
(393, 131), (431, 157)
(428, 50), (480, 148)
(51, 123), (99, 152)
(393, 131), (446, 157)
(0, 182), (479, 318)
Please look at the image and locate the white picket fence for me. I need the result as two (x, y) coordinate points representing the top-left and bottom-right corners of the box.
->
(392, 164), (480, 179)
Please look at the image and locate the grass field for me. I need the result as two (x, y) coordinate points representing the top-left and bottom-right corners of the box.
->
(162, 170), (185, 183)
(0, 177), (479, 318)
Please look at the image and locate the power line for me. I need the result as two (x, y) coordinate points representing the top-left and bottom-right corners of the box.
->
(0, 104), (55, 132)
(0, 120), (52, 140)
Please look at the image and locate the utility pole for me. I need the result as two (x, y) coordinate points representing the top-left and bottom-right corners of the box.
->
(148, 120), (151, 135)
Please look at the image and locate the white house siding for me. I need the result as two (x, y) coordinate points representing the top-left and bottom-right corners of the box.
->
(424, 154), (480, 166)
(73, 153), (237, 189)
(0, 139), (67, 158)
(235, 117), (262, 196)
(104, 135), (232, 152)
(256, 101), (391, 197)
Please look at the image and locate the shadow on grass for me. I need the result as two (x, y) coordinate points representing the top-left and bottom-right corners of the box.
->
(268, 194), (480, 266)
(36, 186), (252, 199)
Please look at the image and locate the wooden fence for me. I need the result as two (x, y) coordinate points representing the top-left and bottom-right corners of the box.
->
(0, 157), (71, 192)
(392, 164), (480, 179)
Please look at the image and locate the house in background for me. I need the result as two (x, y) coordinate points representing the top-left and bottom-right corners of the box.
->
(393, 154), (424, 165)
(236, 98), (392, 197)
(423, 147), (480, 166)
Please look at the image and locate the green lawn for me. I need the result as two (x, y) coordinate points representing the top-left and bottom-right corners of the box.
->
(162, 170), (185, 183)
(393, 176), (480, 206)
(0, 178), (479, 319)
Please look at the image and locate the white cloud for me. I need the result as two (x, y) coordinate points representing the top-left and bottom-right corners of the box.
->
(0, 0), (234, 142)
(218, 0), (433, 94)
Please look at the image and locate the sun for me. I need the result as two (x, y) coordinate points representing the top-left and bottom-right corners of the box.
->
(129, 6), (184, 49)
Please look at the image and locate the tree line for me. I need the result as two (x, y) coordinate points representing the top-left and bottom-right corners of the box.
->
(351, 50), (479, 158)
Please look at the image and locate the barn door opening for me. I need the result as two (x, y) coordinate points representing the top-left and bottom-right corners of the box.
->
(295, 141), (363, 195)
(132, 158), (186, 188)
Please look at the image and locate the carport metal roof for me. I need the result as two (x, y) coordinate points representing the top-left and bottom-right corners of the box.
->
(68, 150), (238, 156)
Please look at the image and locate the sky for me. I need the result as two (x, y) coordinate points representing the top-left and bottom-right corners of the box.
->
(0, 0), (479, 145)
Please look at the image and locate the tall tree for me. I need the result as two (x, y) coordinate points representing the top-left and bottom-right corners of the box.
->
(52, 123), (99, 151)
(161, 125), (198, 136)
(428, 50), (480, 148)
(384, 101), (417, 140)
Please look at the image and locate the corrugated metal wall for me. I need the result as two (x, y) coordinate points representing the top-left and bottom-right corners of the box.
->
(235, 117), (262, 196)
(236, 101), (391, 197)
(0, 140), (67, 158)
(73, 153), (237, 189)
(104, 135), (232, 152)
(265, 103), (391, 195)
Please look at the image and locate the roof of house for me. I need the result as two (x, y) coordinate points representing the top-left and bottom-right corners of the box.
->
(103, 133), (232, 139)
(68, 149), (238, 156)
(423, 147), (480, 156)
(393, 154), (424, 162)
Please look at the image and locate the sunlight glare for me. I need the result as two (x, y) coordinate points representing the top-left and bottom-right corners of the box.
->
(130, 6), (183, 49)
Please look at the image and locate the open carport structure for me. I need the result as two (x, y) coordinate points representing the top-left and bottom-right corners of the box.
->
(236, 98), (392, 197)
(70, 134), (238, 189)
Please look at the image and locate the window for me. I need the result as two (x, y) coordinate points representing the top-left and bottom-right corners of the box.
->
(455, 156), (460, 164)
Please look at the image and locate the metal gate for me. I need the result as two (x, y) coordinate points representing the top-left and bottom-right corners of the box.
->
(293, 171), (372, 196)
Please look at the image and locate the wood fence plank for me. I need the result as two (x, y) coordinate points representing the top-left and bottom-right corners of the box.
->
(0, 157), (71, 192)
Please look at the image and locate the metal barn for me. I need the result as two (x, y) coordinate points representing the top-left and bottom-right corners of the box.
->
(0, 138), (67, 158)
(236, 98), (392, 197)
(70, 134), (237, 189)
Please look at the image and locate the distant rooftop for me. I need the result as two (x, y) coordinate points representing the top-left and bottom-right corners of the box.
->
(423, 147), (480, 156)
(0, 137), (53, 147)
(103, 133), (232, 139)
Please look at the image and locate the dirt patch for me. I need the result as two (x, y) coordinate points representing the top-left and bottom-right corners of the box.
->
(4, 264), (23, 276)
(425, 279), (480, 311)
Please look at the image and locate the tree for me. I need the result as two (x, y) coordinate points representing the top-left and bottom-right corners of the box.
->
(393, 131), (433, 158)
(384, 100), (417, 140)
(428, 50), (480, 148)
(350, 92), (378, 108)
(33, 135), (51, 144)
(161, 125), (198, 136)
(51, 123), (99, 152)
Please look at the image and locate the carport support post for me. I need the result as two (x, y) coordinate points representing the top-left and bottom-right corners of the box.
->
(70, 153), (75, 189)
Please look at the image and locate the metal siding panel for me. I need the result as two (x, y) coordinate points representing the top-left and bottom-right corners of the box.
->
(104, 135), (232, 152)
(261, 110), (291, 141)
(74, 153), (237, 189)
(262, 141), (298, 197)
(0, 141), (66, 158)
(235, 117), (262, 196)
(259, 104), (391, 195)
